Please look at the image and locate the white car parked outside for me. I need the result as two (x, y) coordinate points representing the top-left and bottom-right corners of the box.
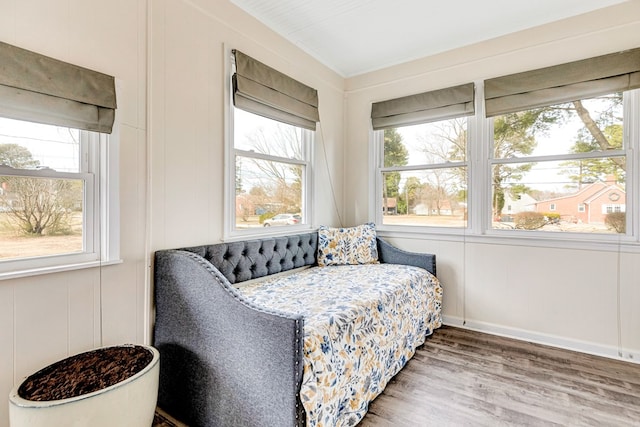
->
(263, 214), (301, 227)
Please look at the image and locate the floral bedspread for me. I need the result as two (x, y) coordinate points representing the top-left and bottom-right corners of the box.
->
(237, 263), (442, 427)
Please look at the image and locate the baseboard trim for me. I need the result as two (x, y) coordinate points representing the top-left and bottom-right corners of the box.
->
(441, 315), (640, 365)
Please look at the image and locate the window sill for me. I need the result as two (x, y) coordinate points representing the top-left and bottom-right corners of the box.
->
(376, 226), (640, 254)
(0, 259), (123, 281)
(224, 224), (315, 242)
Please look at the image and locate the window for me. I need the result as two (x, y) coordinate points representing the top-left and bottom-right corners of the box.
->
(603, 204), (624, 214)
(0, 42), (118, 276)
(232, 108), (312, 231)
(227, 49), (317, 236)
(0, 117), (115, 274)
(490, 92), (628, 234)
(371, 83), (474, 229)
(371, 48), (640, 244)
(378, 118), (468, 228)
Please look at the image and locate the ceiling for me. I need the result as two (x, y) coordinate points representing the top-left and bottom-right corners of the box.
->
(230, 0), (628, 77)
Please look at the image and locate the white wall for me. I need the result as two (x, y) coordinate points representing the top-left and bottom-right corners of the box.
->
(345, 2), (640, 361)
(0, 1), (148, 426)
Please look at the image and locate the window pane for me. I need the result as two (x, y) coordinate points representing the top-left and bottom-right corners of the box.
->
(0, 176), (84, 259)
(235, 156), (303, 229)
(0, 117), (81, 172)
(491, 90), (628, 235)
(492, 160), (626, 233)
(382, 168), (467, 227)
(493, 94), (623, 159)
(234, 108), (304, 160)
(390, 118), (467, 167)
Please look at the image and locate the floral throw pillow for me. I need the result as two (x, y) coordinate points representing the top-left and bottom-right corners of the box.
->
(317, 223), (379, 266)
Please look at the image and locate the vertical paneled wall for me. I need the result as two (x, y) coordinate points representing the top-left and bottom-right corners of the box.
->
(0, 1), (148, 425)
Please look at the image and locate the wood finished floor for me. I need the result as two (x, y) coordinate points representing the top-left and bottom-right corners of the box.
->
(154, 325), (640, 426)
(360, 325), (640, 426)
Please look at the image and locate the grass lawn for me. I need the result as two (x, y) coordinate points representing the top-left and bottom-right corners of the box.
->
(0, 212), (83, 260)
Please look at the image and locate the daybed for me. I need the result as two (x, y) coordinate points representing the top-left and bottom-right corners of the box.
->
(153, 226), (442, 426)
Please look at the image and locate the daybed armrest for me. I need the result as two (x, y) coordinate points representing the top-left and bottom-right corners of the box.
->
(377, 237), (436, 276)
(154, 250), (305, 427)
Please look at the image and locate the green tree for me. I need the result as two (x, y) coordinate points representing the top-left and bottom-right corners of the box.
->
(572, 97), (623, 155)
(383, 128), (408, 213)
(494, 95), (624, 220)
(492, 109), (556, 218)
(560, 95), (624, 187)
(401, 176), (423, 215)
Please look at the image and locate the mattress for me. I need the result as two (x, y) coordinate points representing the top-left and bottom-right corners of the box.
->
(238, 263), (442, 427)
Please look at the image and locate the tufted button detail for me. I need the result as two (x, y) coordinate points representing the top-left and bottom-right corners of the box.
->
(223, 251), (231, 260)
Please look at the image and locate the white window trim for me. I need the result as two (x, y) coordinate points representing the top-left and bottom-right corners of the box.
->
(223, 46), (313, 241)
(371, 83), (640, 252)
(0, 82), (122, 280)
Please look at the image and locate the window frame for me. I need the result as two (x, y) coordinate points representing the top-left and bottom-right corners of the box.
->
(0, 122), (120, 279)
(224, 49), (314, 240)
(373, 118), (471, 231)
(371, 84), (640, 251)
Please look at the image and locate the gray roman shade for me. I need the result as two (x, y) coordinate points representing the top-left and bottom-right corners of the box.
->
(0, 41), (117, 133)
(485, 47), (640, 117)
(371, 83), (475, 130)
(232, 49), (319, 131)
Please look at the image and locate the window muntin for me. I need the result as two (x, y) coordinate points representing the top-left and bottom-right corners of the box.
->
(490, 93), (627, 234)
(0, 117), (101, 267)
(379, 118), (468, 228)
(232, 108), (310, 231)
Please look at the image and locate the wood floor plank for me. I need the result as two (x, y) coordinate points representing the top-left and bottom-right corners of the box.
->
(359, 325), (640, 426)
(413, 344), (640, 418)
(434, 328), (640, 382)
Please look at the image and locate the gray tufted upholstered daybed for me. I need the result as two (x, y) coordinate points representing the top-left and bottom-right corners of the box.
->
(153, 231), (441, 427)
